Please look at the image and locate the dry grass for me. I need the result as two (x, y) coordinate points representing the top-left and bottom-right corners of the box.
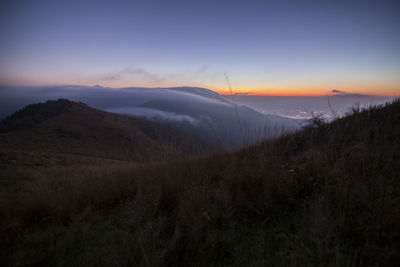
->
(1, 99), (399, 266)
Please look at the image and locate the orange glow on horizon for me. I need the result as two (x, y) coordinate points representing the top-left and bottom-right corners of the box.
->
(214, 87), (399, 97)
(1, 77), (398, 97)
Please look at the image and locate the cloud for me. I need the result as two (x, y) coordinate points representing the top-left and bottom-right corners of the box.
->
(99, 65), (223, 88)
(106, 107), (200, 125)
(102, 75), (118, 81)
(332, 89), (346, 94)
(195, 65), (209, 74)
(331, 89), (368, 97)
(234, 92), (252, 96)
(100, 67), (166, 83)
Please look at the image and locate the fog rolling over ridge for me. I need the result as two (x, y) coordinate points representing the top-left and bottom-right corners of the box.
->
(0, 86), (299, 148)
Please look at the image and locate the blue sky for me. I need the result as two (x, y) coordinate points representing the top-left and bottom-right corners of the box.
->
(0, 0), (399, 95)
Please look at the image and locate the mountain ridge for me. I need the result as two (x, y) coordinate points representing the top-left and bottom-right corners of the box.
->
(0, 99), (216, 163)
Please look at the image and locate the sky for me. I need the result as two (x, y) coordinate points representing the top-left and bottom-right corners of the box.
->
(0, 0), (399, 96)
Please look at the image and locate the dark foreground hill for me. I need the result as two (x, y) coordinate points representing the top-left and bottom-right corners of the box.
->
(0, 99), (215, 167)
(0, 99), (399, 266)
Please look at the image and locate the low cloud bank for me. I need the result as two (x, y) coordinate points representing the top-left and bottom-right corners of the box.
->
(106, 107), (201, 125)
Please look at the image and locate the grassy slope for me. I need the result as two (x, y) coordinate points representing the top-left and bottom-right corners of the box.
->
(0, 99), (215, 164)
(1, 100), (399, 266)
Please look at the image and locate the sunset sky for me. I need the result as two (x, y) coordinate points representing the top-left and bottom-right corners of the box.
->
(0, 0), (399, 96)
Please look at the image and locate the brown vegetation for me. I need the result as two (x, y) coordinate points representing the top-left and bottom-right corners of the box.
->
(0, 99), (399, 266)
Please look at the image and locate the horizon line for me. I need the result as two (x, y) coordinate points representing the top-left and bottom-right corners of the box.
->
(0, 83), (396, 98)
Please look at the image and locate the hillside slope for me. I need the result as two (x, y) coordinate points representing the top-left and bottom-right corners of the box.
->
(0, 99), (214, 164)
(1, 100), (399, 266)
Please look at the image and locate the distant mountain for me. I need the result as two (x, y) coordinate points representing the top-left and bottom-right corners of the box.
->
(105, 86), (300, 148)
(0, 86), (300, 149)
(0, 99), (215, 163)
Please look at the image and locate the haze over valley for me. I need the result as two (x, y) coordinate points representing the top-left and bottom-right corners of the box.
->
(0, 85), (302, 148)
